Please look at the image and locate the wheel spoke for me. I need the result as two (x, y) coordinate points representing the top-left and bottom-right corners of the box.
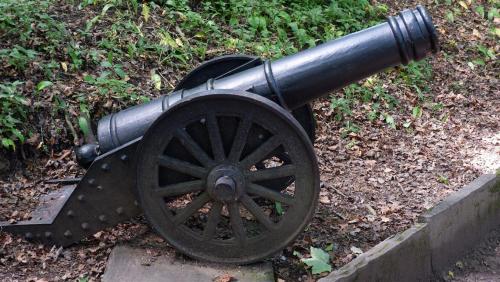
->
(206, 113), (225, 162)
(157, 155), (207, 178)
(228, 116), (253, 162)
(153, 180), (205, 198)
(175, 128), (215, 167)
(246, 183), (296, 206)
(245, 164), (295, 182)
(203, 202), (223, 241)
(239, 135), (281, 169)
(240, 195), (277, 231)
(228, 203), (246, 245)
(172, 192), (211, 225)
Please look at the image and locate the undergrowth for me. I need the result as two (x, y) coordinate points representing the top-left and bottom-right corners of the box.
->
(5, 0), (493, 150)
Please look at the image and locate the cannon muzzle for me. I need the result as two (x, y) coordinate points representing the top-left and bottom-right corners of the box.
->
(97, 5), (438, 153)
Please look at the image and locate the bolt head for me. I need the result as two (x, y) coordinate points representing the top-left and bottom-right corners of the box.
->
(81, 222), (89, 230)
(101, 163), (110, 171)
(116, 207), (124, 215)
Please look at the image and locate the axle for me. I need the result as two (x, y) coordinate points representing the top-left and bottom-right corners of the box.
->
(96, 5), (438, 153)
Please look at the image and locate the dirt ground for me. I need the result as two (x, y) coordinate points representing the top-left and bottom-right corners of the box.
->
(1, 0), (499, 281)
(447, 228), (500, 282)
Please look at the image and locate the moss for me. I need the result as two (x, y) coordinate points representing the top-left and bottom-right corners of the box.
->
(489, 179), (500, 193)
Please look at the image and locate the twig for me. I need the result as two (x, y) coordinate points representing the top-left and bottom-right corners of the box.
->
(332, 210), (347, 220)
(332, 187), (347, 198)
(65, 113), (79, 146)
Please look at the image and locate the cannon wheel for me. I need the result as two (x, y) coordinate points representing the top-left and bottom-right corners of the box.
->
(136, 90), (320, 263)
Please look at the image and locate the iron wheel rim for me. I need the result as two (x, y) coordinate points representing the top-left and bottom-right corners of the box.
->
(136, 90), (319, 264)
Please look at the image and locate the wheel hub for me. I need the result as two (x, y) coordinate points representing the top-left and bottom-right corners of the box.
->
(207, 165), (245, 202)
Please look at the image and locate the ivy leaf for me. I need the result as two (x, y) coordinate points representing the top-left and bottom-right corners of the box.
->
(325, 243), (334, 252)
(1, 138), (15, 150)
(11, 128), (24, 142)
(151, 72), (161, 90)
(412, 106), (422, 118)
(301, 247), (332, 275)
(114, 65), (127, 79)
(385, 114), (396, 129)
(275, 202), (283, 216)
(78, 116), (90, 138)
(142, 3), (150, 22)
(475, 6), (485, 18)
(36, 80), (53, 91)
(101, 3), (114, 16)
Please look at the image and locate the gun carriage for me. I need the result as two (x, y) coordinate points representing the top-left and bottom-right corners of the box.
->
(1, 6), (439, 263)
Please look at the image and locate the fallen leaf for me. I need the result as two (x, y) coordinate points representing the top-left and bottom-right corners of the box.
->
(301, 247), (332, 274)
(350, 246), (363, 255)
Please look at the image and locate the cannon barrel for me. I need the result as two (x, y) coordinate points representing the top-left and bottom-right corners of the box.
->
(97, 5), (438, 153)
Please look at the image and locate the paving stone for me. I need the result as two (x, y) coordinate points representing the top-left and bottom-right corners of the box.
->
(102, 245), (274, 282)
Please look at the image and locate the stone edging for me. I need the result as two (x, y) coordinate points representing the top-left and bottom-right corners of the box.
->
(319, 174), (500, 282)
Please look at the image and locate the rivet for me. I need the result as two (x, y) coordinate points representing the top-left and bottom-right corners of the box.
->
(81, 222), (89, 230)
(133, 200), (139, 207)
(67, 210), (75, 217)
(96, 185), (103, 190)
(116, 207), (124, 215)
(101, 163), (110, 171)
(45, 231), (52, 238)
(98, 215), (107, 222)
(25, 232), (33, 239)
(64, 230), (72, 238)
(120, 154), (128, 162)
(87, 178), (96, 186)
(77, 194), (85, 202)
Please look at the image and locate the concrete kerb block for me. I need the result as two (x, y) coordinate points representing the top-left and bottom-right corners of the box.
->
(419, 174), (500, 276)
(319, 174), (500, 282)
(318, 223), (431, 282)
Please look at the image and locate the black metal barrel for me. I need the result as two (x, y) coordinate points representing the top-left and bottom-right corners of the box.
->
(97, 5), (439, 153)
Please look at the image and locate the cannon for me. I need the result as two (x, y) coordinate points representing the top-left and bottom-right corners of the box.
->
(1, 6), (439, 263)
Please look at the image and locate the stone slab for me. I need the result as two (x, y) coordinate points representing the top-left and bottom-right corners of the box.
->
(419, 174), (500, 276)
(102, 245), (274, 282)
(318, 223), (431, 282)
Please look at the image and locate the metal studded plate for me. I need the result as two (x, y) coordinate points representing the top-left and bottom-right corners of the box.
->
(0, 139), (142, 246)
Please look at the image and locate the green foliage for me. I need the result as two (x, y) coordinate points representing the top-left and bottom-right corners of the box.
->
(78, 116), (91, 139)
(0, 0), (446, 151)
(0, 81), (30, 150)
(301, 247), (332, 274)
(0, 0), (68, 53)
(275, 202), (283, 216)
(437, 175), (450, 185)
(329, 59), (434, 134)
(0, 46), (37, 71)
(36, 80), (53, 91)
(84, 73), (135, 99)
(399, 61), (433, 99)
